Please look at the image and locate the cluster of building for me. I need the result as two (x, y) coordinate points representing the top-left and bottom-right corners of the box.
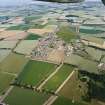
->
(31, 33), (64, 61)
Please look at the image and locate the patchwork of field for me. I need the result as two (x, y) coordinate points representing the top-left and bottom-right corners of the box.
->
(64, 53), (99, 74)
(14, 40), (38, 55)
(79, 28), (105, 34)
(4, 33), (28, 41)
(85, 47), (105, 61)
(47, 48), (65, 64)
(56, 26), (77, 42)
(0, 41), (18, 49)
(6, 23), (46, 30)
(9, 17), (24, 25)
(0, 53), (29, 74)
(82, 24), (105, 31)
(15, 60), (57, 86)
(0, 24), (17, 28)
(84, 18), (105, 25)
(81, 36), (104, 45)
(25, 15), (42, 21)
(1, 7), (105, 105)
(78, 59), (98, 74)
(25, 33), (41, 40)
(0, 72), (15, 95)
(0, 49), (11, 63)
(44, 25), (57, 30)
(4, 86), (50, 105)
(59, 71), (87, 102)
(64, 54), (83, 66)
(80, 26), (95, 30)
(7, 18), (49, 30)
(43, 64), (74, 91)
(7, 24), (31, 30)
(27, 28), (54, 36)
(0, 30), (27, 40)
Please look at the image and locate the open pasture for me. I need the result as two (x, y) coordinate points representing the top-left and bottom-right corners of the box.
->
(44, 25), (57, 30)
(4, 86), (50, 105)
(0, 72), (15, 95)
(56, 26), (77, 42)
(80, 27), (105, 34)
(0, 41), (18, 49)
(47, 49), (65, 64)
(0, 30), (27, 40)
(0, 53), (28, 74)
(0, 49), (11, 63)
(25, 33), (41, 40)
(15, 60), (57, 86)
(14, 40), (38, 55)
(64, 54), (99, 74)
(7, 24), (30, 30)
(28, 28), (54, 36)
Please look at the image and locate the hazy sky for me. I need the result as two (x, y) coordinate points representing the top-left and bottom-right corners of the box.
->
(0, 0), (100, 6)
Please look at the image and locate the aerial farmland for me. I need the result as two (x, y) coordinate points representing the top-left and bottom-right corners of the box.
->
(0, 0), (105, 105)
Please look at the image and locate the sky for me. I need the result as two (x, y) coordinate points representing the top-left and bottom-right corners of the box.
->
(0, 0), (100, 6)
(0, 0), (31, 5)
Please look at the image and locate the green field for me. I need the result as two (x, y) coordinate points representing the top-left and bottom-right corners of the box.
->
(83, 24), (105, 29)
(7, 23), (47, 30)
(56, 26), (77, 42)
(64, 54), (84, 67)
(64, 54), (99, 74)
(25, 33), (41, 40)
(80, 28), (105, 34)
(0, 72), (14, 95)
(0, 53), (29, 74)
(81, 36), (104, 45)
(7, 24), (31, 30)
(52, 97), (84, 105)
(43, 64), (74, 91)
(24, 15), (42, 23)
(79, 59), (98, 74)
(15, 61), (57, 86)
(14, 40), (38, 55)
(85, 47), (105, 61)
(0, 50), (11, 63)
(4, 86), (50, 105)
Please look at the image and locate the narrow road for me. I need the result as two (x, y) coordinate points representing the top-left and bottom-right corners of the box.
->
(37, 64), (63, 90)
(43, 70), (75, 105)
(2, 71), (17, 77)
(56, 70), (75, 93)
(0, 86), (14, 103)
(43, 96), (58, 105)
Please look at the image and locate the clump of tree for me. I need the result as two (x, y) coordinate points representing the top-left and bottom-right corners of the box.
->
(79, 70), (105, 102)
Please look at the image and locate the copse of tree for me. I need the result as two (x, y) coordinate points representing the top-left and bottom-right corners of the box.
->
(79, 70), (105, 102)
